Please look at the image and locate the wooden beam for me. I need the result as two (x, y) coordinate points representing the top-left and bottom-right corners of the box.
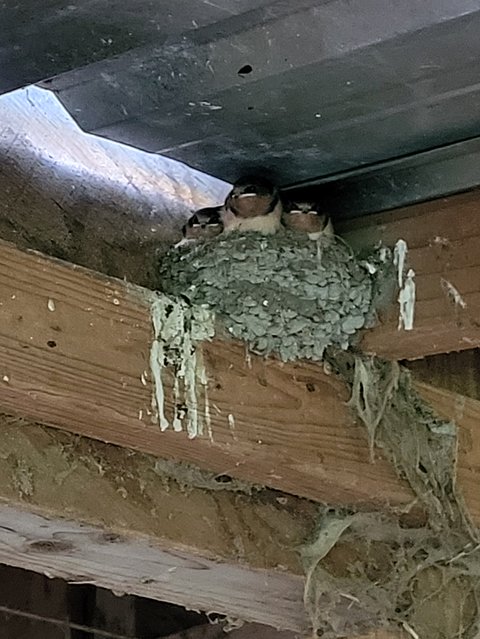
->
(2, 169), (479, 364)
(339, 190), (480, 359)
(0, 239), (414, 512)
(414, 380), (480, 524)
(0, 504), (405, 639)
(0, 420), (405, 637)
(407, 350), (480, 401)
(0, 420), (309, 631)
(0, 420), (316, 575)
(2, 155), (479, 364)
(0, 503), (307, 632)
(0, 239), (479, 519)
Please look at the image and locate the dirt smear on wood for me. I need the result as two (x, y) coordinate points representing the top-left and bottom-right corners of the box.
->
(0, 417), (317, 575)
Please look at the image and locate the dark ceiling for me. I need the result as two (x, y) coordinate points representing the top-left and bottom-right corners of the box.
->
(3, 0), (480, 215)
(1, 0), (268, 94)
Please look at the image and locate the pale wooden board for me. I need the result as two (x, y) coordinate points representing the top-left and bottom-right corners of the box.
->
(0, 421), (406, 637)
(0, 504), (405, 638)
(0, 503), (306, 632)
(0, 240), (414, 512)
(339, 190), (480, 359)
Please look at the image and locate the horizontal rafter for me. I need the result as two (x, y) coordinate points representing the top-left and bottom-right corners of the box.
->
(0, 504), (307, 631)
(0, 239), (413, 512)
(0, 236), (478, 520)
(0, 420), (403, 636)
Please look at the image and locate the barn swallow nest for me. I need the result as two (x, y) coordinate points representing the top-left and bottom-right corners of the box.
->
(154, 234), (480, 639)
(158, 232), (386, 362)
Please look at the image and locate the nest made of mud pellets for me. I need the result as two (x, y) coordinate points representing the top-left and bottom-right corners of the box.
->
(158, 231), (375, 362)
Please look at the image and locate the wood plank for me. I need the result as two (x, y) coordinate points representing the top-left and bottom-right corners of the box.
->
(0, 238), (480, 517)
(1, 161), (479, 364)
(0, 239), (479, 520)
(414, 381), (480, 524)
(0, 239), (415, 512)
(400, 350), (480, 523)
(339, 190), (480, 359)
(0, 421), (404, 637)
(407, 349), (480, 401)
(0, 504), (308, 632)
(0, 504), (404, 638)
(0, 420), (317, 575)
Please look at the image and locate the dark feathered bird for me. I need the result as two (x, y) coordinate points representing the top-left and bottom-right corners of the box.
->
(221, 175), (282, 235)
(282, 200), (334, 240)
(175, 206), (224, 247)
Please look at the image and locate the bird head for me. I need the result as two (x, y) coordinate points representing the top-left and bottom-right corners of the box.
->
(226, 175), (280, 218)
(282, 201), (329, 233)
(183, 206), (224, 239)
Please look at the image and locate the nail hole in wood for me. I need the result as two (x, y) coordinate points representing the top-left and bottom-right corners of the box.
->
(238, 64), (252, 76)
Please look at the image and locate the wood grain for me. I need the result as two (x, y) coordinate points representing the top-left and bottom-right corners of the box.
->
(339, 190), (480, 359)
(408, 349), (480, 401)
(0, 240), (415, 512)
(0, 420), (315, 574)
(0, 421), (404, 637)
(0, 504), (308, 632)
(0, 504), (405, 637)
(415, 381), (480, 523)
(0, 239), (478, 520)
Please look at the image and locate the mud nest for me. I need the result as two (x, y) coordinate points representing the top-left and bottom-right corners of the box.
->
(158, 232), (379, 361)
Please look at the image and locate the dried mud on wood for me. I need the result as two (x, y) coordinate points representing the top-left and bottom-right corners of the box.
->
(0, 417), (316, 574)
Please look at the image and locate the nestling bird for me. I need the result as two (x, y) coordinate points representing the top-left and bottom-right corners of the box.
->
(221, 175), (283, 235)
(175, 206), (224, 248)
(282, 201), (334, 240)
